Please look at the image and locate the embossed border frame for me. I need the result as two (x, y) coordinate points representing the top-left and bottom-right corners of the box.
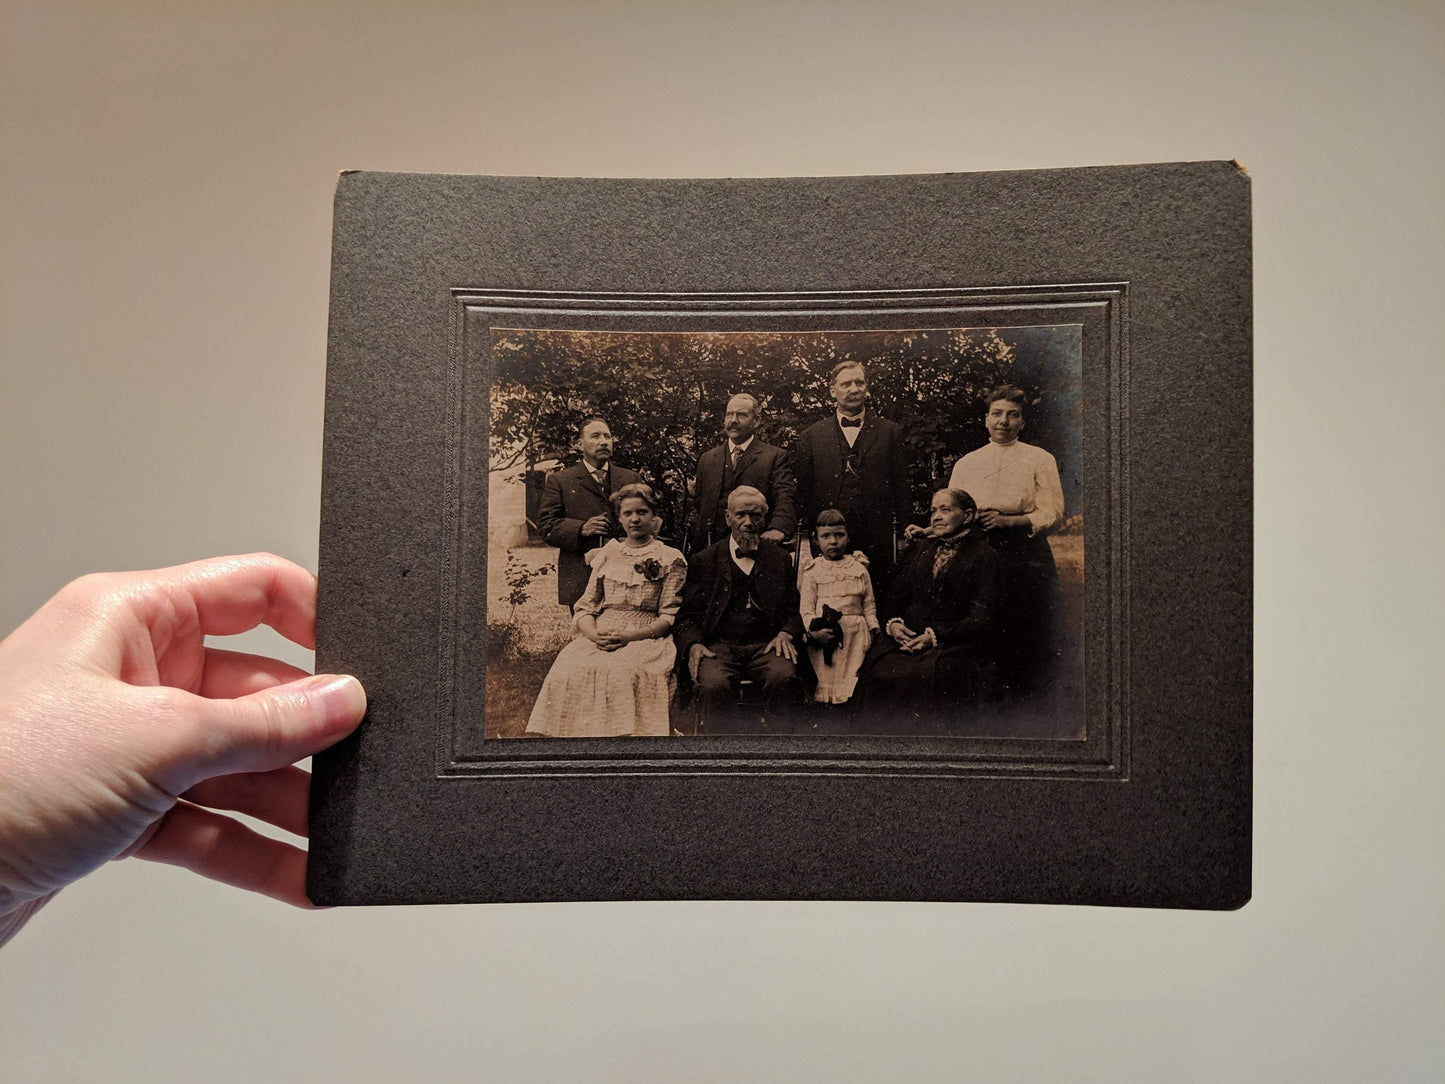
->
(312, 166), (1251, 908)
(442, 287), (1125, 780)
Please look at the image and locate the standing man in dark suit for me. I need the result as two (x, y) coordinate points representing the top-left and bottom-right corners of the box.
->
(536, 415), (644, 608)
(688, 393), (798, 554)
(793, 361), (913, 588)
(674, 486), (805, 733)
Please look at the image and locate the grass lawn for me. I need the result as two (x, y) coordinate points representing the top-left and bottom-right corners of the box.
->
(484, 651), (553, 738)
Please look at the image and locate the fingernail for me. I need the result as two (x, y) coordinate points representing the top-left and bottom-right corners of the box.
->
(306, 674), (367, 724)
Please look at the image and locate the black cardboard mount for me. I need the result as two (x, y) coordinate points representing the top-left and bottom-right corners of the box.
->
(311, 163), (1252, 909)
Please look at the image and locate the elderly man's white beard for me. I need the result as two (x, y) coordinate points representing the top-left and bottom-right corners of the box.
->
(733, 530), (760, 555)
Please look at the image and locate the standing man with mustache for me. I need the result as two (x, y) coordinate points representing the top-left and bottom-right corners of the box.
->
(536, 415), (644, 608)
(688, 392), (797, 554)
(674, 486), (804, 733)
(793, 361), (913, 589)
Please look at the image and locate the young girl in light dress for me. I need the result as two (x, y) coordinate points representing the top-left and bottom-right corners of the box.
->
(799, 508), (879, 704)
(526, 483), (687, 737)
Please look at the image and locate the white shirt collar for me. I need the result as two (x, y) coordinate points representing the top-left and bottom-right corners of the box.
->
(729, 435), (755, 453)
(728, 535), (757, 570)
(836, 409), (865, 427)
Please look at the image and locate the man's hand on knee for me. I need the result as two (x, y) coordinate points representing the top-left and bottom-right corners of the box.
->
(687, 643), (717, 682)
(764, 631), (798, 664)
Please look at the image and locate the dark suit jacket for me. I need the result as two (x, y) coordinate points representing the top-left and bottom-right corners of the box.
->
(536, 461), (643, 606)
(673, 538), (805, 658)
(688, 439), (798, 552)
(793, 413), (913, 569)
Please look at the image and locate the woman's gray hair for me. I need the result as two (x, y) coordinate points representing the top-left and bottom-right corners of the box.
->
(936, 488), (977, 514)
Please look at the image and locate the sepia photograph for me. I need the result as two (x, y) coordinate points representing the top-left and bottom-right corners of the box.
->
(484, 325), (1084, 741)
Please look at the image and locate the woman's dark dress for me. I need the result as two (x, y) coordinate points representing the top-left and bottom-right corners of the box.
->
(855, 531), (1002, 732)
(983, 525), (1060, 699)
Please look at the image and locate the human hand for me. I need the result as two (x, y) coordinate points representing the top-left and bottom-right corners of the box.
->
(977, 510), (1023, 531)
(688, 643), (716, 681)
(808, 628), (838, 646)
(889, 620), (919, 647)
(903, 524), (929, 541)
(765, 632), (798, 663)
(594, 632), (628, 651)
(0, 554), (366, 943)
(581, 515), (611, 538)
(761, 529), (785, 543)
(900, 628), (937, 654)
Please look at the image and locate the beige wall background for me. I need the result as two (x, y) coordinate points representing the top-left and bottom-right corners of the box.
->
(2, 2), (1441, 1079)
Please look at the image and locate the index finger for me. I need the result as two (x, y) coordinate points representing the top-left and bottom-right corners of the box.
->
(125, 553), (318, 649)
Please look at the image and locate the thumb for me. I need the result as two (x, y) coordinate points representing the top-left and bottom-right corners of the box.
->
(157, 674), (366, 793)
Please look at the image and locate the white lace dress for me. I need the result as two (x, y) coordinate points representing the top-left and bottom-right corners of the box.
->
(798, 553), (878, 704)
(525, 538), (687, 737)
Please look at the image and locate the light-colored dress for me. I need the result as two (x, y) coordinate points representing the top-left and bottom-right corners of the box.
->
(526, 538), (687, 737)
(798, 553), (878, 704)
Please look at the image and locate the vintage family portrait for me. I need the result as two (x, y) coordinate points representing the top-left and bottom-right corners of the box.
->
(484, 325), (1084, 741)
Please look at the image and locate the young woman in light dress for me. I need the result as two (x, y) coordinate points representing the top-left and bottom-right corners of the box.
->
(798, 508), (878, 705)
(945, 385), (1064, 699)
(526, 483), (687, 737)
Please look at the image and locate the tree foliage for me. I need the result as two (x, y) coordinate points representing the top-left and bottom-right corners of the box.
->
(490, 328), (1039, 539)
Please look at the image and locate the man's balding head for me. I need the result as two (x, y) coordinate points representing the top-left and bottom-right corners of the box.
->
(727, 485), (768, 515)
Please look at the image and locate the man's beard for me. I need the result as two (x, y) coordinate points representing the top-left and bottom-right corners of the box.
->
(733, 531), (760, 555)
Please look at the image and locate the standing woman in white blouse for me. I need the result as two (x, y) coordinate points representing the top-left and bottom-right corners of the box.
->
(945, 385), (1065, 700)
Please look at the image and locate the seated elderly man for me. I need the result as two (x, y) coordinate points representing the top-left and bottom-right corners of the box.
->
(674, 486), (805, 734)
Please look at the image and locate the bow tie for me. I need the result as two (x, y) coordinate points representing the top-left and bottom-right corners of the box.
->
(839, 417), (862, 429)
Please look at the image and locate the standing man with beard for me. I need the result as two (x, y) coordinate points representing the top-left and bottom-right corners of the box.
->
(793, 361), (913, 588)
(688, 393), (797, 554)
(536, 415), (643, 608)
(674, 486), (804, 733)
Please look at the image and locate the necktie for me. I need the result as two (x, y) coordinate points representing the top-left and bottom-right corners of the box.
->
(840, 417), (862, 428)
(729, 445), (741, 469)
(592, 469), (606, 488)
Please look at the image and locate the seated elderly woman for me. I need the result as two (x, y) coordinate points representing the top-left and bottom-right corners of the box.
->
(855, 488), (1003, 732)
(526, 483), (687, 738)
